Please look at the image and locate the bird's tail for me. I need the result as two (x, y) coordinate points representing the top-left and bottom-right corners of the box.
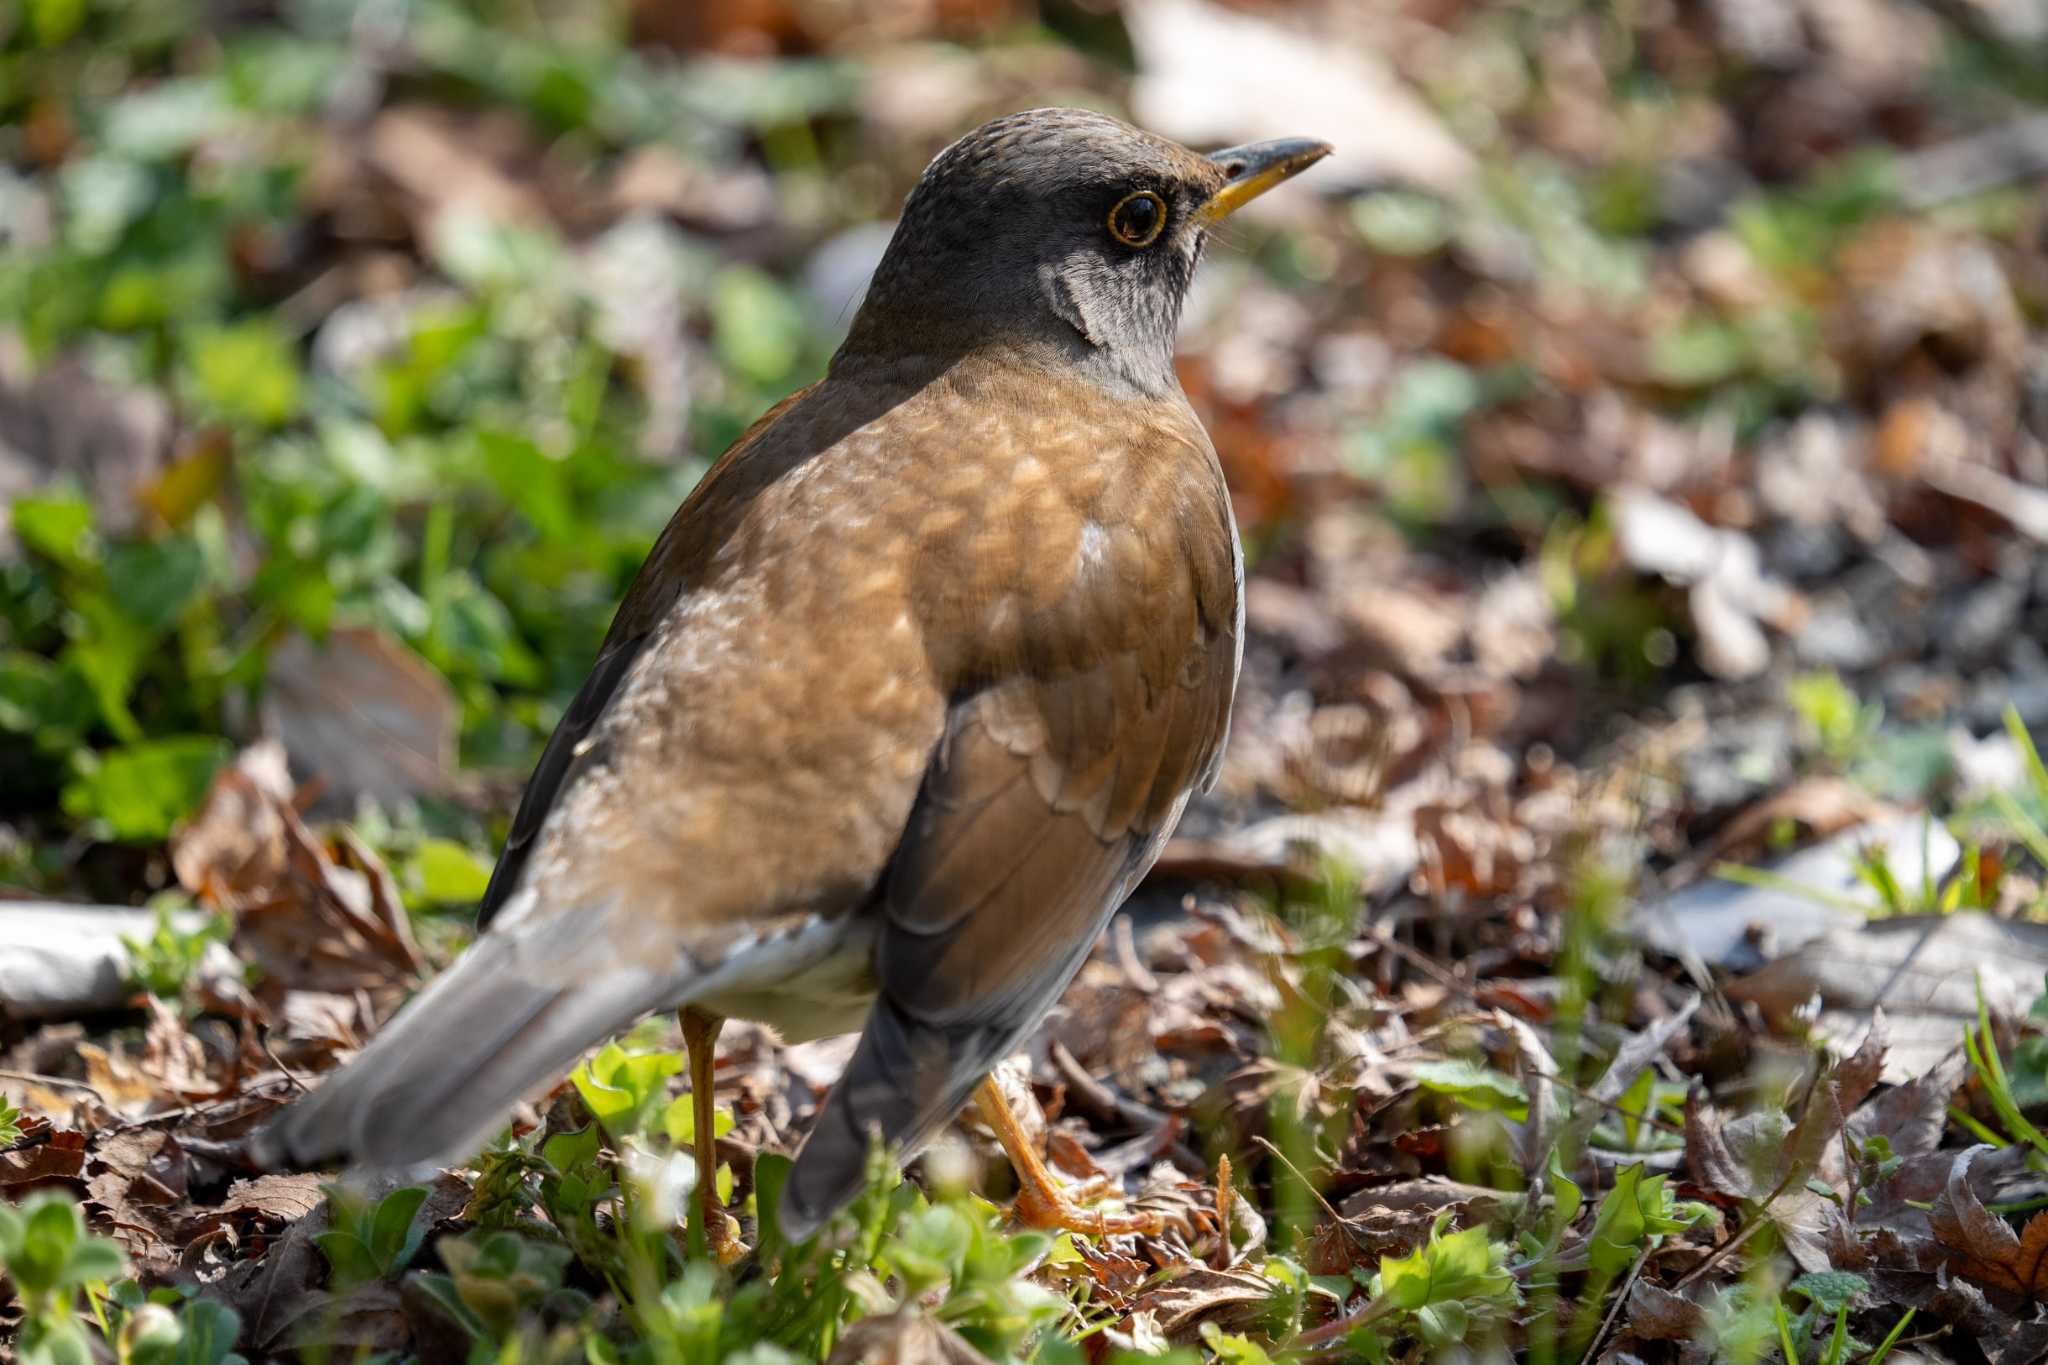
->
(252, 925), (675, 1172)
(777, 997), (1002, 1243)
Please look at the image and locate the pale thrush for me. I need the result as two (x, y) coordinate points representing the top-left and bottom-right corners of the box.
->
(256, 107), (1330, 1253)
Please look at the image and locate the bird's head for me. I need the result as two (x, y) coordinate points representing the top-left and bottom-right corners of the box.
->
(842, 107), (1330, 395)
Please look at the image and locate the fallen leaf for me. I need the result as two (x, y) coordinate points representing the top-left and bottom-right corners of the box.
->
(1727, 914), (2048, 1082)
(1932, 1145), (2048, 1302)
(1125, 1265), (1276, 1343)
(260, 629), (458, 811)
(0, 1128), (88, 1192)
(1635, 815), (1961, 973)
(1609, 486), (1803, 679)
(826, 1309), (986, 1364)
(0, 348), (173, 548)
(174, 743), (422, 1019)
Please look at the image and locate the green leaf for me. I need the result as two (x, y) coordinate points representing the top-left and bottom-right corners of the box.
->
(711, 266), (809, 385)
(753, 1152), (795, 1258)
(1587, 1164), (1708, 1277)
(1408, 1059), (1529, 1119)
(1198, 1324), (1278, 1364)
(570, 1043), (681, 1139)
(171, 1299), (244, 1365)
(1545, 1145), (1582, 1236)
(1790, 1270), (1870, 1313)
(62, 737), (232, 842)
(661, 1095), (735, 1147)
(0, 1192), (129, 1299)
(411, 1271), (488, 1341)
(11, 493), (96, 570)
(0, 652), (95, 745)
(26, 0), (87, 45)
(104, 538), (208, 632)
(366, 1185), (430, 1273)
(311, 1230), (380, 1286)
(184, 320), (302, 428)
(541, 1124), (601, 1176)
(410, 838), (493, 905)
(1370, 1210), (1520, 1324)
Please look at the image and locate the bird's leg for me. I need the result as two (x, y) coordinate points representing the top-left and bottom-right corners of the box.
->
(973, 1076), (1161, 1237)
(679, 1007), (747, 1265)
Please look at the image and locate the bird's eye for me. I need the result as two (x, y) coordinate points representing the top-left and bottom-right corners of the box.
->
(1106, 190), (1166, 248)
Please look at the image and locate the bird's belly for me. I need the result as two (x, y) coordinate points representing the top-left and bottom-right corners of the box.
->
(691, 913), (878, 1043)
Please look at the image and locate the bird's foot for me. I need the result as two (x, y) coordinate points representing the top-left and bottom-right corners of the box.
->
(1007, 1174), (1162, 1238)
(703, 1205), (749, 1267)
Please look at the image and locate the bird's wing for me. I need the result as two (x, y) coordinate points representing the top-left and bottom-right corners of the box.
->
(477, 383), (818, 927)
(779, 515), (1240, 1237)
(257, 383), (844, 1172)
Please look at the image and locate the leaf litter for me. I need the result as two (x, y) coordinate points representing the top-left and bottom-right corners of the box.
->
(5, 0), (2048, 1359)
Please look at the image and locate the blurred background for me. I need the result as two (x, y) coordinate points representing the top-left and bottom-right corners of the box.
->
(2, 0), (2047, 933)
(9, 3), (2048, 1356)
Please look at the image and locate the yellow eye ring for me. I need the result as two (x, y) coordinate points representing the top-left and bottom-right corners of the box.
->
(1106, 190), (1167, 248)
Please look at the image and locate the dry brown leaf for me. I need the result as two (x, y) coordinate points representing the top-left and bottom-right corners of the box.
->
(1125, 1265), (1276, 1343)
(0, 1128), (87, 1192)
(1728, 914), (2048, 1082)
(1637, 815), (1959, 974)
(1686, 1016), (1886, 1237)
(1932, 1145), (2048, 1302)
(0, 349), (172, 548)
(260, 628), (458, 811)
(175, 743), (422, 1017)
(826, 1310), (986, 1365)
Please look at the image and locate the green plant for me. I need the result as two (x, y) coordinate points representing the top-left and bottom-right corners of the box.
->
(571, 1041), (685, 1142)
(314, 1184), (431, 1288)
(1584, 1164), (1712, 1279)
(1355, 1212), (1522, 1358)
(1958, 980), (2048, 1163)
(120, 904), (232, 1005)
(0, 1191), (130, 1365)
(1788, 671), (1882, 770)
(1773, 1272), (1870, 1365)
(414, 1229), (589, 1345)
(106, 1291), (246, 1365)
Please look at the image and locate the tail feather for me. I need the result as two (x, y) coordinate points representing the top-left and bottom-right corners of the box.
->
(778, 997), (998, 1242)
(253, 933), (672, 1172)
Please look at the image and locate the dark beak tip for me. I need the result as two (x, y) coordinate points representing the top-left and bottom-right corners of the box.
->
(1208, 137), (1334, 183)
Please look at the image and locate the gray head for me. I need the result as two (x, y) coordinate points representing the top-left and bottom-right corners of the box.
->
(840, 108), (1330, 396)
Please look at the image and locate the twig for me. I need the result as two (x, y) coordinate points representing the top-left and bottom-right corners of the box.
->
(1213, 1153), (1234, 1269)
(1579, 1243), (1653, 1363)
(1674, 1164), (1802, 1291)
(1293, 1289), (1397, 1349)
(1048, 1041), (1166, 1129)
(1113, 915), (1158, 993)
(1250, 1134), (1349, 1229)
(261, 1032), (312, 1094)
(0, 1068), (105, 1097)
(1541, 1072), (1688, 1138)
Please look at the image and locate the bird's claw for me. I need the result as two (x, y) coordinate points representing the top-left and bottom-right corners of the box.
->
(1008, 1176), (1163, 1238)
(705, 1209), (749, 1267)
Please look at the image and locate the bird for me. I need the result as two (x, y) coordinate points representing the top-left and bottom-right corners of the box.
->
(254, 107), (1330, 1256)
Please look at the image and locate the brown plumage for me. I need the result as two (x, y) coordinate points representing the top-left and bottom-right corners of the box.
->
(255, 108), (1328, 1243)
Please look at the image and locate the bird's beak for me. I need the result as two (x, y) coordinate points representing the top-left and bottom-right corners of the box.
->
(1198, 137), (1334, 224)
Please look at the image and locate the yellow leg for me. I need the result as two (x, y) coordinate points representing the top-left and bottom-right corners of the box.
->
(973, 1076), (1161, 1237)
(680, 1008), (746, 1265)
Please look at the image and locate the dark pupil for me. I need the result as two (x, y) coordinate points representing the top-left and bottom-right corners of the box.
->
(1118, 196), (1158, 240)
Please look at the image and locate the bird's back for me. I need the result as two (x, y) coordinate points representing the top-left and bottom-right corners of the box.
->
(502, 351), (1236, 955)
